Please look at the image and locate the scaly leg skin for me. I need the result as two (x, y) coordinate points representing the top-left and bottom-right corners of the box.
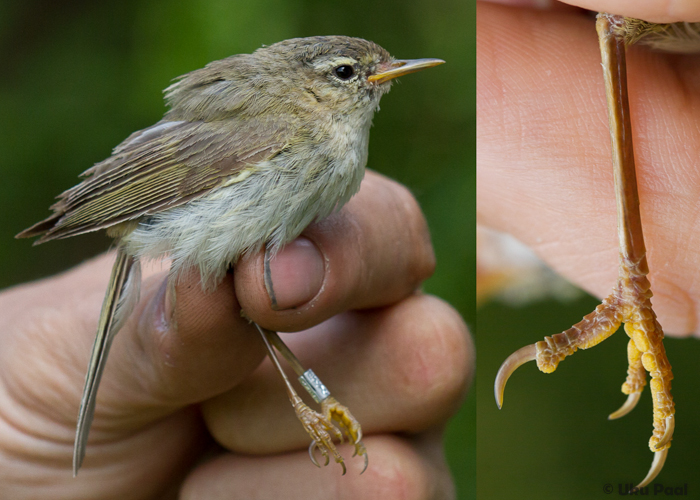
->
(494, 13), (675, 490)
(255, 324), (368, 474)
(291, 391), (345, 472)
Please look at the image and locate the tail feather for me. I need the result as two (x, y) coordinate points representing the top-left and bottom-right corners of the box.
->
(73, 248), (140, 475)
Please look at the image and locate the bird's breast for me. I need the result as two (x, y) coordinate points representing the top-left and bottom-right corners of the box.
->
(121, 118), (370, 290)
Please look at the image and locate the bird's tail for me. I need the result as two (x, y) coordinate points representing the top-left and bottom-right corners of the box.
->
(73, 248), (141, 476)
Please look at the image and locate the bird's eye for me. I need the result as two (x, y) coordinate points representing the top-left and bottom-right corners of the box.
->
(334, 65), (355, 80)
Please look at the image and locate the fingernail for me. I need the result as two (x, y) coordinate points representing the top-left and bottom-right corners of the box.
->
(265, 237), (325, 310)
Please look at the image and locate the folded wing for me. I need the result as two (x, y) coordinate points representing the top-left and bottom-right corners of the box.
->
(18, 118), (289, 243)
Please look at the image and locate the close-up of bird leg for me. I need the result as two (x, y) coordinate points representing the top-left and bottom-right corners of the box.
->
(256, 324), (368, 474)
(495, 13), (678, 489)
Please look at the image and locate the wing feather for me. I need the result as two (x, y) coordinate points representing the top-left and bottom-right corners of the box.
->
(18, 119), (289, 242)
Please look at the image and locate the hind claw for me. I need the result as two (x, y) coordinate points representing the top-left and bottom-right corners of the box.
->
(494, 344), (537, 409)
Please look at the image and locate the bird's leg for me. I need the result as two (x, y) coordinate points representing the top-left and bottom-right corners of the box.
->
(595, 14), (674, 486)
(264, 329), (368, 469)
(494, 13), (675, 489)
(254, 323), (368, 474)
(254, 323), (344, 473)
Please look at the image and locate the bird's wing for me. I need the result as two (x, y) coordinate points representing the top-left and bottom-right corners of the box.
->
(17, 119), (289, 243)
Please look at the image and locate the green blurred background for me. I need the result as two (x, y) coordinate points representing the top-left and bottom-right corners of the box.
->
(478, 293), (700, 499)
(0, 0), (475, 497)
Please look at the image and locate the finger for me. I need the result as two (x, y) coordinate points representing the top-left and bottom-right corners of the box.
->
(105, 261), (267, 421)
(483, 0), (700, 23)
(477, 3), (700, 335)
(557, 0), (700, 23)
(0, 255), (239, 492)
(479, 0), (583, 14)
(180, 434), (455, 500)
(0, 405), (207, 500)
(6, 252), (267, 431)
(234, 170), (436, 333)
(201, 294), (473, 454)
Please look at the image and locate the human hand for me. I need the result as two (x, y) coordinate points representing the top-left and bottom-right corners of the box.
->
(477, 1), (700, 336)
(480, 0), (700, 22)
(0, 171), (472, 499)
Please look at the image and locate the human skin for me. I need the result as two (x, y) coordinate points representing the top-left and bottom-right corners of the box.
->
(484, 0), (700, 22)
(478, 0), (700, 336)
(0, 171), (473, 500)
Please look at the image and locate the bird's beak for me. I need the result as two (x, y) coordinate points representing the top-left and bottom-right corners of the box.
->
(368, 58), (445, 85)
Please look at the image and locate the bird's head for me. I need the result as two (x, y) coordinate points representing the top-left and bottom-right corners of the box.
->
(164, 36), (443, 123)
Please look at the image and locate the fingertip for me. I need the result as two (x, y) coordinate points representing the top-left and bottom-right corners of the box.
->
(376, 294), (474, 428)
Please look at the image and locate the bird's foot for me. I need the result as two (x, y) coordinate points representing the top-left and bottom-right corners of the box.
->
(495, 257), (675, 487)
(254, 325), (369, 475)
(322, 396), (368, 473)
(293, 398), (348, 474)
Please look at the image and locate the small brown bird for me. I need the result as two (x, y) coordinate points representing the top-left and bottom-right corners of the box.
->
(17, 35), (444, 476)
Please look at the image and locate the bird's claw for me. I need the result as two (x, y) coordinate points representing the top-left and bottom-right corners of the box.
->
(608, 392), (642, 420)
(294, 399), (346, 473)
(494, 344), (537, 409)
(494, 275), (675, 486)
(634, 448), (669, 491)
(308, 440), (347, 475)
(321, 396), (369, 474)
(654, 415), (675, 450)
